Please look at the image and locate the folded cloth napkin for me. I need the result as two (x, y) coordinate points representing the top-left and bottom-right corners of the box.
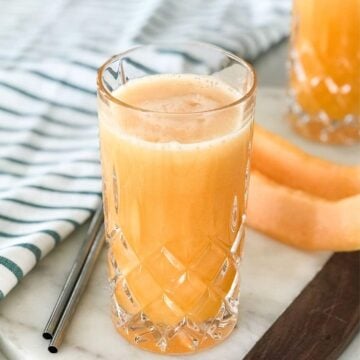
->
(0, 0), (291, 298)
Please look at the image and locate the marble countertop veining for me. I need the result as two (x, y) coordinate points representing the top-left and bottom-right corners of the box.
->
(0, 87), (359, 360)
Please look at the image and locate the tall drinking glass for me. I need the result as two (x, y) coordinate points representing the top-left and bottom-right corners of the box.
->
(97, 42), (256, 354)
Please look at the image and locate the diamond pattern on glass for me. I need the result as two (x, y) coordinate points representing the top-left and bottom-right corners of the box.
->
(108, 224), (242, 353)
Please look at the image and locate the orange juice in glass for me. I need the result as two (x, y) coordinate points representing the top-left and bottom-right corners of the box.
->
(97, 43), (256, 354)
(288, 0), (360, 144)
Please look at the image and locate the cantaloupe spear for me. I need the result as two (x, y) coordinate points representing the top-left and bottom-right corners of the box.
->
(247, 171), (360, 251)
(252, 125), (360, 200)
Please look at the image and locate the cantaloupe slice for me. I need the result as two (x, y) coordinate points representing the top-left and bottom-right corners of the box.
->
(247, 171), (360, 251)
(252, 125), (360, 200)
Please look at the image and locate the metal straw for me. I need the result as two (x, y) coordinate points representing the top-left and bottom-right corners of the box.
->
(48, 222), (105, 353)
(42, 203), (104, 341)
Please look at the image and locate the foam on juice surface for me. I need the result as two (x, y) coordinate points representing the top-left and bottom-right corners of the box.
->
(106, 74), (246, 145)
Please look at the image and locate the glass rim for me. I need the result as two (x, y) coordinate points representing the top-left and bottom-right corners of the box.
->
(97, 41), (256, 115)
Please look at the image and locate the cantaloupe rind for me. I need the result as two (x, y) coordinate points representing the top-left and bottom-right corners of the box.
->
(247, 170), (360, 251)
(252, 125), (360, 200)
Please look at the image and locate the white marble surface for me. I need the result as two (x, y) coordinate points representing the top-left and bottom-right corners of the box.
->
(0, 88), (359, 360)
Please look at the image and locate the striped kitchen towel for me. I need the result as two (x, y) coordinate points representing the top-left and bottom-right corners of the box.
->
(0, 0), (291, 298)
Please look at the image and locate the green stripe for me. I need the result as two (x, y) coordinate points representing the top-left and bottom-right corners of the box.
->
(0, 256), (23, 281)
(71, 60), (98, 71)
(4, 56), (99, 73)
(157, 49), (204, 64)
(0, 105), (93, 129)
(28, 70), (96, 96)
(0, 214), (80, 227)
(42, 230), (62, 244)
(41, 114), (92, 129)
(0, 81), (96, 116)
(16, 243), (42, 262)
(0, 289), (4, 300)
(0, 171), (101, 180)
(124, 58), (159, 75)
(0, 185), (101, 198)
(2, 198), (95, 212)
(0, 126), (95, 140)
(0, 186), (100, 198)
(80, 44), (107, 55)
(105, 67), (119, 82)
(49, 172), (101, 180)
(0, 156), (99, 167)
(45, 230), (62, 244)
(0, 171), (21, 178)
(27, 185), (101, 197)
(0, 230), (62, 244)
(0, 142), (98, 153)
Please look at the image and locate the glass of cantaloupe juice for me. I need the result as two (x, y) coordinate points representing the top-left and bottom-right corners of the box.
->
(288, 0), (360, 144)
(97, 42), (256, 355)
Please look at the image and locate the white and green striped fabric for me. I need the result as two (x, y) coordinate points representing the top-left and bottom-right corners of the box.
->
(0, 0), (291, 299)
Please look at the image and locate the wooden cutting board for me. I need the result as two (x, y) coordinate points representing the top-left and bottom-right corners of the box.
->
(244, 252), (360, 360)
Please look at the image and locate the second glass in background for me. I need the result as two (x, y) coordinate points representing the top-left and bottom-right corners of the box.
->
(288, 0), (360, 144)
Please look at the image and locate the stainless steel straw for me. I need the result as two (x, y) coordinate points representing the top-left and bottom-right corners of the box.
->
(48, 222), (105, 353)
(42, 203), (105, 351)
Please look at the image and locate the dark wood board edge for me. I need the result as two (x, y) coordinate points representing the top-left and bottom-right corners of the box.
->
(243, 251), (360, 360)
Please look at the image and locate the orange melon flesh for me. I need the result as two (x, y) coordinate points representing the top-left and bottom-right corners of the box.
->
(252, 124), (360, 200)
(247, 171), (360, 251)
